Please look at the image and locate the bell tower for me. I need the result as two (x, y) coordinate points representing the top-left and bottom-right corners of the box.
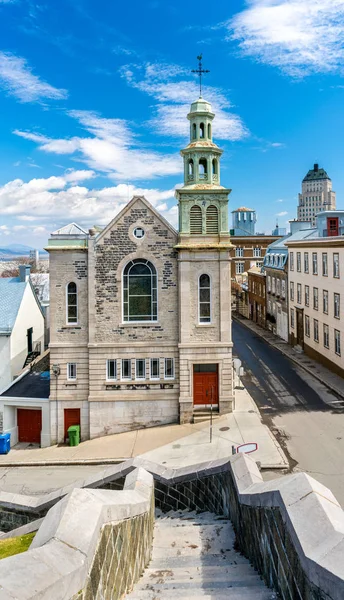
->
(176, 57), (234, 425)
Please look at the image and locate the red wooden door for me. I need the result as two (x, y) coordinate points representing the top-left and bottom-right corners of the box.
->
(64, 408), (80, 442)
(17, 409), (42, 444)
(193, 372), (219, 405)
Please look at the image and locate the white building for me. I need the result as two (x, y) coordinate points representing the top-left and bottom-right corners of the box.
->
(297, 164), (336, 226)
(287, 211), (344, 378)
(0, 265), (44, 392)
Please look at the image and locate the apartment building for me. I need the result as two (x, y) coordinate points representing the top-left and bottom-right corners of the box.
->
(297, 163), (336, 226)
(287, 212), (344, 378)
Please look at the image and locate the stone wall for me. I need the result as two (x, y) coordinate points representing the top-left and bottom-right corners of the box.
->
(0, 467), (154, 600)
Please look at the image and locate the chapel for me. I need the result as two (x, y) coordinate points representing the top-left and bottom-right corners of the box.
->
(47, 95), (234, 443)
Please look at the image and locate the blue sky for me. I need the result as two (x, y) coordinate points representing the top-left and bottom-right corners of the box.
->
(0, 0), (343, 248)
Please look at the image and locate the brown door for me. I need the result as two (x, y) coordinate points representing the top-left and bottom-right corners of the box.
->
(193, 372), (219, 406)
(17, 409), (42, 444)
(296, 308), (304, 347)
(64, 408), (80, 442)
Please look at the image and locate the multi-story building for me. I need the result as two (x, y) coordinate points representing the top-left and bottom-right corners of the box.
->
(264, 221), (314, 341)
(230, 208), (280, 281)
(287, 211), (344, 377)
(248, 267), (266, 328)
(297, 163), (336, 226)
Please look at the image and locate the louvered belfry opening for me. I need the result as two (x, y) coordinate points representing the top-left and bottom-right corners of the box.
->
(190, 205), (202, 234)
(206, 205), (219, 234)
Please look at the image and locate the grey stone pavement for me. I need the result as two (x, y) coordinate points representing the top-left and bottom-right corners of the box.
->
(233, 314), (344, 399)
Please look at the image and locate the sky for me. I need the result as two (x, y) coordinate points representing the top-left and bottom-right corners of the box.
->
(0, 0), (343, 249)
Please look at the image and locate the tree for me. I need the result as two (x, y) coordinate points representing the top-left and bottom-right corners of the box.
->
(1, 257), (48, 278)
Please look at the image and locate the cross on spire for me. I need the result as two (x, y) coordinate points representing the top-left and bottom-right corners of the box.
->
(191, 54), (210, 97)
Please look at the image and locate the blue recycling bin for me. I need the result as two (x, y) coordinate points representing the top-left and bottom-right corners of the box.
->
(0, 433), (11, 454)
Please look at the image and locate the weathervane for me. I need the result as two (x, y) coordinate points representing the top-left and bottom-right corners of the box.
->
(191, 54), (209, 97)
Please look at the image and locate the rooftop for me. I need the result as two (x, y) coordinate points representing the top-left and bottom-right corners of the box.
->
(303, 163), (331, 182)
(232, 207), (255, 213)
(0, 277), (26, 334)
(1, 370), (50, 398)
(51, 223), (88, 236)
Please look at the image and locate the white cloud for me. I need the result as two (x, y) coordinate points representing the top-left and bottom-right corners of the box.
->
(228, 0), (344, 76)
(120, 62), (248, 141)
(14, 111), (181, 181)
(0, 225), (10, 235)
(276, 199), (284, 202)
(0, 52), (68, 102)
(0, 173), (177, 230)
(276, 211), (288, 216)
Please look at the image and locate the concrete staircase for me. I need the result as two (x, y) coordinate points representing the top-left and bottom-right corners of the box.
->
(126, 510), (277, 599)
(192, 409), (221, 424)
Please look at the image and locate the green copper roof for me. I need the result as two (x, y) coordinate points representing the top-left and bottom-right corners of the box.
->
(303, 164), (331, 182)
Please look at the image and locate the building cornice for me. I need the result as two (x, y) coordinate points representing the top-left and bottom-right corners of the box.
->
(286, 237), (344, 248)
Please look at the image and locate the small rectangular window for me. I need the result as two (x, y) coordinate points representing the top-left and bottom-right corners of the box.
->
(290, 252), (294, 271)
(290, 308), (295, 328)
(281, 279), (286, 298)
(235, 247), (244, 257)
(305, 285), (309, 307)
(323, 290), (328, 314)
(150, 358), (160, 380)
(290, 281), (294, 301)
(333, 253), (340, 278)
(314, 319), (319, 342)
(106, 359), (116, 380)
(296, 252), (301, 272)
(164, 358), (174, 379)
(67, 363), (77, 380)
(304, 253), (309, 273)
(334, 293), (340, 319)
(305, 315), (310, 337)
(297, 283), (302, 304)
(323, 324), (329, 349)
(313, 287), (318, 310)
(312, 252), (318, 275)
(121, 359), (132, 380)
(335, 330), (341, 356)
(236, 262), (245, 274)
(322, 253), (328, 276)
(135, 359), (146, 380)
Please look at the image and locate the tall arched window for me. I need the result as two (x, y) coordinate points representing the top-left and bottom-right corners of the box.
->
(199, 274), (211, 323)
(67, 282), (77, 324)
(188, 159), (194, 177)
(199, 158), (208, 179)
(190, 205), (202, 234)
(200, 123), (205, 138)
(123, 259), (157, 322)
(192, 123), (196, 139)
(208, 123), (211, 139)
(206, 205), (219, 234)
(212, 159), (218, 175)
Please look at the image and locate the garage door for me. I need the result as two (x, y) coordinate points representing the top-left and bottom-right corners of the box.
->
(64, 408), (80, 443)
(17, 409), (42, 444)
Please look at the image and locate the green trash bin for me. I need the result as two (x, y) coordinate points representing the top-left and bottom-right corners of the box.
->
(68, 425), (80, 446)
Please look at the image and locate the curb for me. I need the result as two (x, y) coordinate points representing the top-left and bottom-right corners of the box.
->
(233, 315), (344, 400)
(0, 458), (127, 467)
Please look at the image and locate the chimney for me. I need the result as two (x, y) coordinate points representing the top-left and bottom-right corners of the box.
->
(314, 163), (319, 172)
(19, 264), (31, 282)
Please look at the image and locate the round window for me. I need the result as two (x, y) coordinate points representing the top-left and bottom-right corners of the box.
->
(133, 227), (145, 239)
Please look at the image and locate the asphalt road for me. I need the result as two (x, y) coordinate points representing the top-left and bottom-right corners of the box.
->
(233, 319), (344, 507)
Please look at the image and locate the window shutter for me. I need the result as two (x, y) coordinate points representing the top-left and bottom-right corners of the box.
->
(190, 205), (202, 234)
(206, 205), (218, 234)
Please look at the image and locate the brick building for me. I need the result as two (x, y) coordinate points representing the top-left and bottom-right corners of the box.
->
(46, 96), (234, 444)
(248, 267), (266, 328)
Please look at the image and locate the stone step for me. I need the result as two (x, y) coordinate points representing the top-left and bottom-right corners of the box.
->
(141, 564), (266, 584)
(127, 587), (277, 599)
(151, 554), (254, 568)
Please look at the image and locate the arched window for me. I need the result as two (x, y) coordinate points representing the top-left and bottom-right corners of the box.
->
(123, 259), (157, 322)
(199, 274), (211, 323)
(200, 123), (205, 138)
(190, 205), (202, 234)
(206, 205), (219, 234)
(67, 282), (77, 324)
(208, 123), (211, 139)
(199, 158), (208, 179)
(188, 159), (194, 177)
(192, 123), (196, 139)
(212, 159), (217, 175)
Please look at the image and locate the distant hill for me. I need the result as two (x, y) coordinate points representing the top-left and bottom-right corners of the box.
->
(0, 244), (48, 259)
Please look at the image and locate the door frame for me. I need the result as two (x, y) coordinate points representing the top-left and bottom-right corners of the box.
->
(64, 408), (81, 443)
(296, 307), (304, 347)
(193, 364), (219, 408)
(27, 327), (33, 354)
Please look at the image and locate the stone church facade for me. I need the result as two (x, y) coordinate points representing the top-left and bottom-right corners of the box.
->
(48, 97), (234, 444)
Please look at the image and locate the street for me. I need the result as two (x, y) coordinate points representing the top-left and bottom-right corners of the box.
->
(233, 319), (344, 507)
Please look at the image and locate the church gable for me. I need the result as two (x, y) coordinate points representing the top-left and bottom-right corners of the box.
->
(93, 196), (178, 343)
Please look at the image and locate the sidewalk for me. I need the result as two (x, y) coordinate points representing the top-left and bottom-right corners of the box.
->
(234, 315), (344, 399)
(0, 388), (288, 470)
